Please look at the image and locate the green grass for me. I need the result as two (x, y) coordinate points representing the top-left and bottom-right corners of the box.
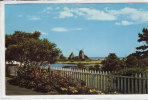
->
(56, 59), (104, 64)
(6, 77), (13, 81)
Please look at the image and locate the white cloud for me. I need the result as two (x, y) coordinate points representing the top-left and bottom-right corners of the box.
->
(77, 8), (116, 21)
(18, 14), (23, 18)
(58, 7), (116, 21)
(56, 7), (148, 25)
(40, 32), (48, 35)
(58, 7), (74, 18)
(28, 16), (40, 20)
(115, 20), (133, 26)
(51, 27), (83, 32)
(42, 7), (52, 14)
(72, 28), (83, 30)
(108, 7), (148, 23)
(56, 7), (60, 10)
(51, 27), (68, 32)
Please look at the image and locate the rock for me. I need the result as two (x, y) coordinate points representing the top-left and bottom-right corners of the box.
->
(68, 52), (75, 59)
(79, 50), (85, 60)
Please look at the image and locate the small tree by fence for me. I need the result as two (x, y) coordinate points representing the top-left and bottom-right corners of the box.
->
(50, 67), (148, 94)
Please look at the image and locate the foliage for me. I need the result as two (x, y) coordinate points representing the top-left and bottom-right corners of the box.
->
(77, 63), (85, 69)
(101, 53), (123, 71)
(134, 28), (148, 58)
(6, 31), (61, 64)
(125, 54), (138, 68)
(88, 65), (101, 71)
(115, 67), (147, 76)
(9, 63), (53, 93)
(9, 63), (107, 94)
(59, 54), (66, 60)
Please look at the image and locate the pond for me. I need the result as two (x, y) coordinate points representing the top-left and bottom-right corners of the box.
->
(49, 63), (102, 69)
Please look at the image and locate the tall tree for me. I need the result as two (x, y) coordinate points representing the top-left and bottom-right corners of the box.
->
(136, 28), (148, 58)
(6, 31), (61, 64)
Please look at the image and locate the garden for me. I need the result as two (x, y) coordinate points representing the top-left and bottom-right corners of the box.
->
(8, 62), (118, 95)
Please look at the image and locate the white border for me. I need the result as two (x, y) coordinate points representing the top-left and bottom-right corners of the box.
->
(1, 0), (148, 4)
(1, 0), (148, 100)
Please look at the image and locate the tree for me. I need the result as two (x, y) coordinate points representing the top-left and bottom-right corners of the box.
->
(125, 54), (138, 68)
(6, 31), (61, 65)
(136, 28), (148, 58)
(102, 53), (122, 71)
(59, 54), (66, 60)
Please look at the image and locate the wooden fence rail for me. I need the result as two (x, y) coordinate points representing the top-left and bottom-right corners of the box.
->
(50, 67), (148, 94)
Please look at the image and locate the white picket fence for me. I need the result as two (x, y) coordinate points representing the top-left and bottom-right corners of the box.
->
(50, 67), (148, 94)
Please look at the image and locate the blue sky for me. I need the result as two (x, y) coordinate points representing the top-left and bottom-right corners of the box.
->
(5, 3), (148, 57)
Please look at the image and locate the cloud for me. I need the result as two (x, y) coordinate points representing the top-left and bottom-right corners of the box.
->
(51, 27), (83, 32)
(28, 16), (40, 20)
(75, 28), (83, 30)
(41, 7), (52, 14)
(58, 7), (74, 18)
(40, 32), (48, 35)
(51, 27), (68, 32)
(18, 14), (23, 18)
(56, 7), (60, 10)
(108, 7), (148, 23)
(115, 20), (133, 26)
(73, 28), (83, 30)
(77, 8), (116, 21)
(58, 7), (116, 21)
(56, 7), (148, 25)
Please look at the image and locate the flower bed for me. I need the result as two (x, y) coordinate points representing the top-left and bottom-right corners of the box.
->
(8, 63), (118, 94)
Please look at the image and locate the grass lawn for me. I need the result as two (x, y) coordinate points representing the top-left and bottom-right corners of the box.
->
(56, 59), (104, 64)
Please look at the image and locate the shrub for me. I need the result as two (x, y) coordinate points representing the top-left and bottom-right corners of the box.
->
(102, 53), (122, 71)
(115, 67), (146, 76)
(126, 55), (138, 68)
(9, 63), (106, 94)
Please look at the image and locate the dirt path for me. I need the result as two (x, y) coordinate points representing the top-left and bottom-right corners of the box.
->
(6, 81), (59, 95)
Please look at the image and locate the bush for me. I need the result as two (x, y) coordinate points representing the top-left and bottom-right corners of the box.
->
(9, 63), (53, 93)
(77, 63), (85, 69)
(9, 63), (106, 94)
(126, 55), (138, 68)
(115, 67), (147, 76)
(102, 53), (122, 71)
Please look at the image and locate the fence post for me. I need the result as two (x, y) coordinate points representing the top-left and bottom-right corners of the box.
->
(146, 72), (148, 94)
(100, 71), (102, 91)
(131, 75), (134, 94)
(135, 73), (138, 94)
(127, 77), (130, 94)
(105, 71), (108, 92)
(139, 73), (142, 94)
(142, 73), (146, 94)
(117, 76), (120, 93)
(124, 77), (126, 94)
(92, 71), (95, 88)
(102, 71), (105, 91)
